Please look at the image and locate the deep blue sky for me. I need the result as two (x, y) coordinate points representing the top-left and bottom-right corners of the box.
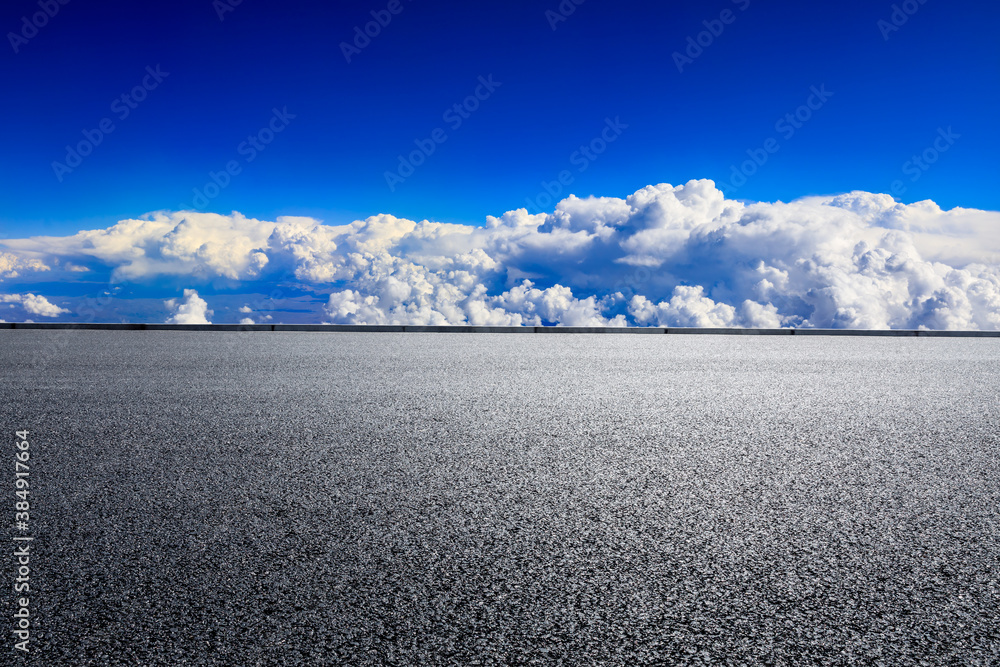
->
(1, 0), (997, 237)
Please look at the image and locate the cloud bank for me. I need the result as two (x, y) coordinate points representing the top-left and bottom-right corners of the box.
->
(1, 180), (998, 329)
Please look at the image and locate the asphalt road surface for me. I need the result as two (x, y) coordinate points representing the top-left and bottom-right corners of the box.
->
(1, 331), (998, 666)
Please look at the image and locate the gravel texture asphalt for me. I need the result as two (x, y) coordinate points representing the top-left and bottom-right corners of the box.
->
(1, 331), (999, 666)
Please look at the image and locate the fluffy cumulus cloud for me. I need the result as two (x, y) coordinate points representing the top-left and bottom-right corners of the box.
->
(3, 212), (271, 282)
(0, 293), (70, 317)
(1, 180), (998, 329)
(165, 289), (212, 324)
(0, 252), (49, 279)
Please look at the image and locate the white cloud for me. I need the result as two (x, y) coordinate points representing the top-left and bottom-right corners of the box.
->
(1, 180), (998, 329)
(2, 212), (271, 282)
(630, 287), (737, 327)
(0, 293), (69, 317)
(165, 289), (212, 324)
(0, 252), (49, 279)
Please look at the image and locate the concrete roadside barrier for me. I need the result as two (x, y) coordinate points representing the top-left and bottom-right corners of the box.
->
(1, 323), (998, 336)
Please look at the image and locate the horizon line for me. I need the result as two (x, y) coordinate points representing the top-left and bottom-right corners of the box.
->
(2, 323), (998, 337)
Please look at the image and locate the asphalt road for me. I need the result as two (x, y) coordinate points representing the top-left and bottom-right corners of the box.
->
(1, 331), (998, 666)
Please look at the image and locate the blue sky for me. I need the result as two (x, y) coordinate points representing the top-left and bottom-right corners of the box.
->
(1, 0), (997, 238)
(1, 0), (999, 329)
